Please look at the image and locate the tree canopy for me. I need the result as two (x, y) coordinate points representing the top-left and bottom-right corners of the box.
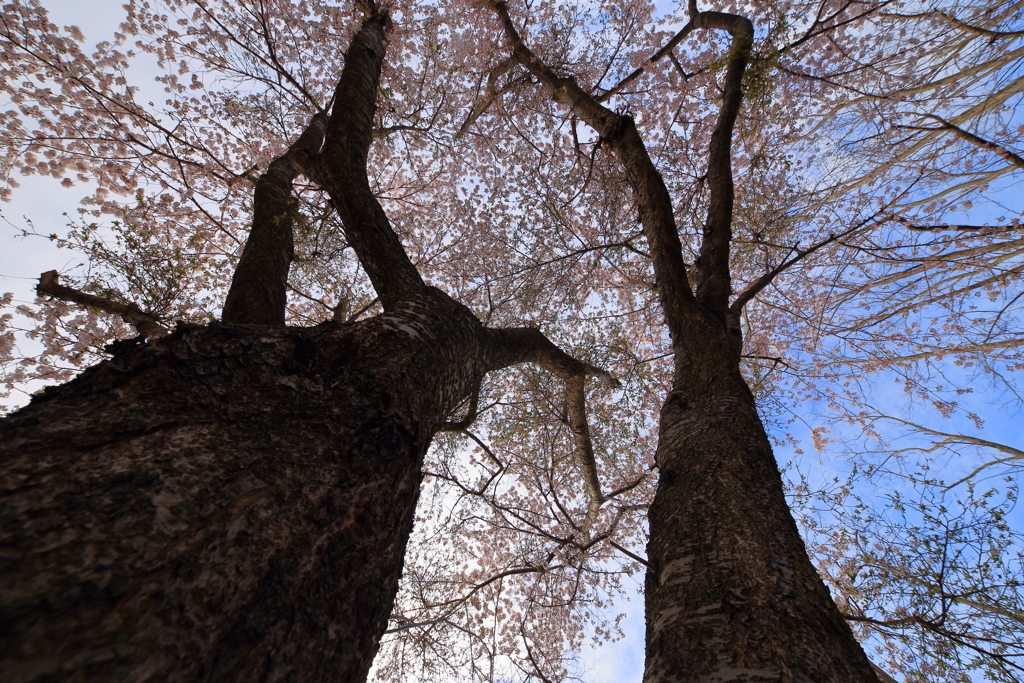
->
(1, 0), (1023, 680)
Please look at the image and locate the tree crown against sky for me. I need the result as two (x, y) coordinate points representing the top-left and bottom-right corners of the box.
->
(1, 0), (1023, 680)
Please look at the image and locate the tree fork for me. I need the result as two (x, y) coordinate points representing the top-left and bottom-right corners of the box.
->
(490, 0), (696, 349)
(1, 284), (611, 682)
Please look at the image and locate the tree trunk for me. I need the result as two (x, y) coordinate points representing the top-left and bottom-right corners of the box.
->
(0, 288), (488, 683)
(643, 309), (879, 683)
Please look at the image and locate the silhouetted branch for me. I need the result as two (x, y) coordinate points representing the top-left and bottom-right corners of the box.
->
(222, 111), (328, 325)
(692, 9), (754, 318)
(318, 12), (425, 311)
(37, 270), (169, 340)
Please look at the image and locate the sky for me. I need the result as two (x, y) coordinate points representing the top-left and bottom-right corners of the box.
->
(0, 0), (121, 399)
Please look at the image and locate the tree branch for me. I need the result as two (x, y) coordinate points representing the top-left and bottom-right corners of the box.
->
(222, 110), (328, 325)
(935, 11), (1024, 39)
(489, 0), (695, 344)
(439, 386), (480, 432)
(691, 10), (754, 319)
(870, 662), (900, 683)
(730, 216), (876, 314)
(457, 57), (519, 135)
(520, 627), (556, 683)
(873, 414), (1024, 488)
(384, 563), (554, 634)
(317, 12), (425, 311)
(907, 113), (1024, 170)
(610, 539), (649, 566)
(485, 326), (618, 387)
(485, 325), (626, 541)
(597, 21), (696, 102)
(36, 270), (169, 340)
(902, 222), (1020, 232)
(566, 374), (604, 532)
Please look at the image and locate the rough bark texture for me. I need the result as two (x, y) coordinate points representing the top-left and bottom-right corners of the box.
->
(221, 113), (329, 326)
(0, 288), (489, 683)
(319, 14), (425, 312)
(6, 3), (890, 681)
(691, 12), (752, 319)
(643, 310), (879, 682)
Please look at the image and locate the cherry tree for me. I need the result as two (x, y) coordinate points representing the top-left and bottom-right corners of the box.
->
(2, 3), (624, 680)
(1, 0), (1022, 681)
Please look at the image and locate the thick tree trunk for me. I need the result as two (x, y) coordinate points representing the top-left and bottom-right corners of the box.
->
(643, 310), (879, 683)
(0, 288), (487, 683)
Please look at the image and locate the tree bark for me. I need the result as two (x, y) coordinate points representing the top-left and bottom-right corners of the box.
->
(3, 7), (618, 683)
(643, 308), (879, 682)
(221, 112), (329, 326)
(318, 13), (425, 313)
(1, 12), (619, 681)
(1, 288), (489, 683)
